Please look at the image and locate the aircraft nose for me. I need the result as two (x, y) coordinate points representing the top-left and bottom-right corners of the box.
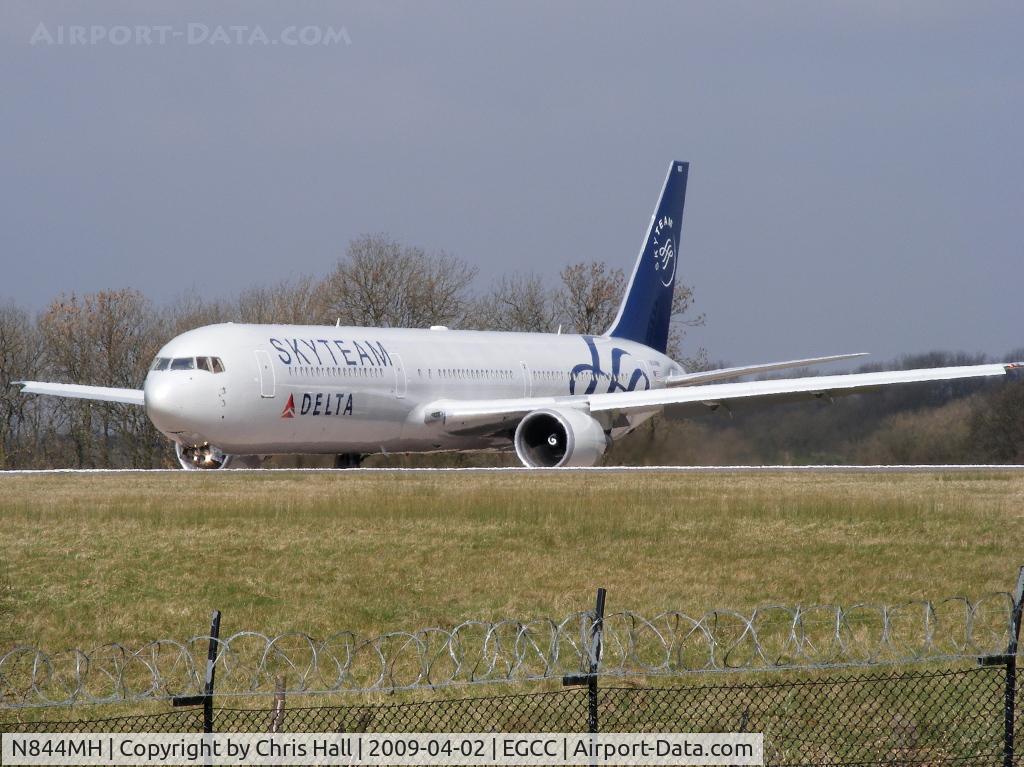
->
(144, 377), (186, 432)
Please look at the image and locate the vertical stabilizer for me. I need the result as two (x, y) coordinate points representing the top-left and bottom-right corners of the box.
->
(605, 161), (689, 354)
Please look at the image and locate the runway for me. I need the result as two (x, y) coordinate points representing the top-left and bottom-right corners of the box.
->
(1, 464), (1022, 475)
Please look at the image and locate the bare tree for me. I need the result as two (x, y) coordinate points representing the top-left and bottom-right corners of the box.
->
(37, 294), (94, 467)
(160, 291), (233, 338)
(0, 305), (45, 468)
(317, 234), (478, 328)
(237, 276), (321, 325)
(469, 274), (558, 332)
(37, 290), (161, 468)
(556, 262), (625, 335)
(666, 283), (708, 371)
(969, 379), (1024, 462)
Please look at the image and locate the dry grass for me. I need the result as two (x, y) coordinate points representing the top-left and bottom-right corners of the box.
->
(0, 470), (1022, 651)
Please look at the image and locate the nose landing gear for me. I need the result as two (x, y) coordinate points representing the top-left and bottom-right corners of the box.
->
(175, 442), (263, 470)
(176, 442), (232, 469)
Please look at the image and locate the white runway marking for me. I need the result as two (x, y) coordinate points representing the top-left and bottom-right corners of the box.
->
(0, 465), (1022, 475)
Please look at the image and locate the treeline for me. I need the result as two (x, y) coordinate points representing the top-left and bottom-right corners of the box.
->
(612, 351), (1024, 467)
(0, 234), (703, 469)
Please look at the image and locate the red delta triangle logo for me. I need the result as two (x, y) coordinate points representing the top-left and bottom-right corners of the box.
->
(281, 394), (295, 418)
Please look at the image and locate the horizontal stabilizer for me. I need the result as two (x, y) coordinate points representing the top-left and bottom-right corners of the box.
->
(16, 381), (145, 406)
(665, 353), (869, 387)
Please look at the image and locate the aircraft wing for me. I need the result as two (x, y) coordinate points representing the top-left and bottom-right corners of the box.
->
(664, 352), (868, 386)
(15, 381), (145, 406)
(591, 362), (1019, 417)
(428, 362), (1021, 433)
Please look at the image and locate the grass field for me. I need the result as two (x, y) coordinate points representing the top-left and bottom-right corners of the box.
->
(1, 470), (1023, 651)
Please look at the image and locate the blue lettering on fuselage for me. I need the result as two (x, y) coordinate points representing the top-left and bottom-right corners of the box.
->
(318, 339), (338, 365)
(300, 339), (322, 365)
(287, 338), (312, 365)
(353, 341), (373, 365)
(334, 340), (356, 366)
(570, 336), (650, 394)
(299, 392), (354, 416)
(269, 338), (393, 368)
(269, 338), (291, 364)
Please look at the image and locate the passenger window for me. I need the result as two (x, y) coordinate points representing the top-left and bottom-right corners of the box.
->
(212, 358), (225, 374)
(170, 357), (195, 371)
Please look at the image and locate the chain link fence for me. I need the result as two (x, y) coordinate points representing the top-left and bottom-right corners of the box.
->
(2, 664), (1021, 765)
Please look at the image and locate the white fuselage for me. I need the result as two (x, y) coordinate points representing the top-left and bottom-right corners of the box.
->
(143, 323), (682, 456)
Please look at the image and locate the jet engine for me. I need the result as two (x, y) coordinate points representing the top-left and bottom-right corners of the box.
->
(513, 408), (608, 468)
(175, 442), (261, 470)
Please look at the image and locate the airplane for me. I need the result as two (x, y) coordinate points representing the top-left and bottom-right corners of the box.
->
(16, 161), (1021, 469)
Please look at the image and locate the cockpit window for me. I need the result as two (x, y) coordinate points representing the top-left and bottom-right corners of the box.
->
(154, 356), (224, 372)
(195, 356), (226, 373)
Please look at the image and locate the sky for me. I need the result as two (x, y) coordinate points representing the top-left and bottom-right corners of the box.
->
(1, 1), (1021, 366)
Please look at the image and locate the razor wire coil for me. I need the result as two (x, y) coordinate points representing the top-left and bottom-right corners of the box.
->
(0, 593), (1015, 708)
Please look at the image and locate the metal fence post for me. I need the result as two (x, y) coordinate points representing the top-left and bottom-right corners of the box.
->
(203, 610), (221, 735)
(587, 588), (606, 734)
(269, 674), (286, 733)
(1004, 567), (1024, 767)
(563, 587), (607, 763)
(172, 610), (222, 735)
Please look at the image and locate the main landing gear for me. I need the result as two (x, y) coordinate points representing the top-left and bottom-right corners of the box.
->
(334, 453), (365, 469)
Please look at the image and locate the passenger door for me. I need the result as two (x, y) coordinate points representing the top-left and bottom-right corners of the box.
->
(392, 353), (407, 398)
(520, 361), (532, 397)
(254, 350), (275, 398)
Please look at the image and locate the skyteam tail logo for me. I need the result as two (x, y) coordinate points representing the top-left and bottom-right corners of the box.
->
(570, 337), (651, 395)
(651, 215), (676, 287)
(281, 394), (295, 418)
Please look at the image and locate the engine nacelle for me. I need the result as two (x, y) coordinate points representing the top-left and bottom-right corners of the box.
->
(514, 408), (608, 468)
(175, 442), (261, 470)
